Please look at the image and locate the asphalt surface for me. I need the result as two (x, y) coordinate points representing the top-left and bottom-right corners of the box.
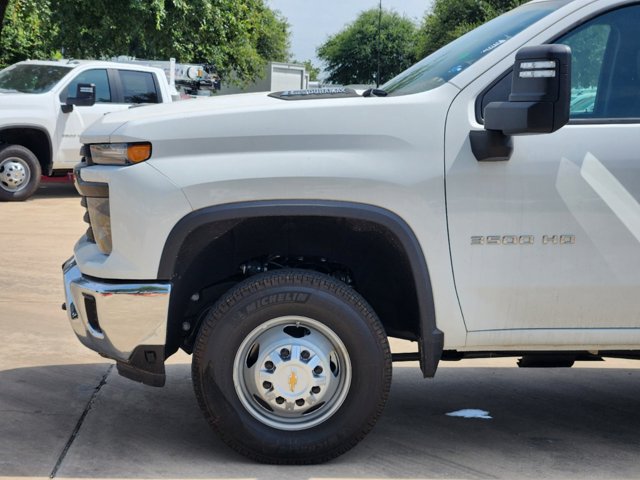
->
(1, 182), (640, 480)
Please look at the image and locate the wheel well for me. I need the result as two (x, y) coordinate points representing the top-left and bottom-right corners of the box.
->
(165, 215), (426, 357)
(0, 128), (52, 175)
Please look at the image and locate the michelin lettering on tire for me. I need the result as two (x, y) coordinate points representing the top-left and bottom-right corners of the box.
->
(243, 292), (310, 315)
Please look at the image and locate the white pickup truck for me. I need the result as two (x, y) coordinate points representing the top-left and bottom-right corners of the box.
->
(62, 0), (640, 464)
(0, 60), (174, 201)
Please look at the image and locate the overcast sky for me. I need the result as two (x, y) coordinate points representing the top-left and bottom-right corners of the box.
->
(266, 0), (433, 68)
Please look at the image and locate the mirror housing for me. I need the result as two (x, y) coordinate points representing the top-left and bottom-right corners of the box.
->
(66, 83), (96, 107)
(471, 44), (572, 161)
(485, 44), (571, 135)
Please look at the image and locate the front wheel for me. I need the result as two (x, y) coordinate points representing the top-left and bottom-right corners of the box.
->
(0, 145), (42, 201)
(192, 269), (391, 464)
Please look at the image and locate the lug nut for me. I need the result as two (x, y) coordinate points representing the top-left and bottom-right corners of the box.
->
(301, 350), (310, 360)
(265, 361), (275, 371)
(280, 348), (290, 358)
(311, 386), (321, 394)
(263, 381), (272, 389)
(276, 397), (285, 405)
(313, 366), (323, 375)
(295, 399), (305, 406)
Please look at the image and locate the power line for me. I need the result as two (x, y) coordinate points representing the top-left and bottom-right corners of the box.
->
(376, 0), (382, 87)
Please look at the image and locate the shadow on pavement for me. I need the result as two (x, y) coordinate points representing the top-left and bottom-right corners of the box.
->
(1, 363), (640, 479)
(33, 181), (79, 200)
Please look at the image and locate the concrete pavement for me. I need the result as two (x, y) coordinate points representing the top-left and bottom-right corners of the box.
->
(1, 183), (640, 480)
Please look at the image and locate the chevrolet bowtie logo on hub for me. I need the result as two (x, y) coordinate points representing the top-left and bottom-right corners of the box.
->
(288, 369), (298, 392)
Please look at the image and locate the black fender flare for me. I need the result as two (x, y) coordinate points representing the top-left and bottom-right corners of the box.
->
(0, 125), (54, 174)
(158, 200), (443, 377)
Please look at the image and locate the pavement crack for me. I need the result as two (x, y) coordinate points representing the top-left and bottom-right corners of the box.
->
(49, 364), (113, 479)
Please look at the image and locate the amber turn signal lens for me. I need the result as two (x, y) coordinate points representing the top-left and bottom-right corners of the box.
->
(127, 143), (152, 163)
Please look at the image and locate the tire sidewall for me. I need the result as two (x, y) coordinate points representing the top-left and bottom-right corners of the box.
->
(193, 272), (391, 461)
(0, 145), (42, 201)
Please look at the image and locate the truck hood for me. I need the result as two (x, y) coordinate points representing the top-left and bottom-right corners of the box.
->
(80, 86), (458, 172)
(81, 91), (320, 141)
(0, 91), (54, 128)
(0, 91), (50, 109)
(80, 89), (380, 143)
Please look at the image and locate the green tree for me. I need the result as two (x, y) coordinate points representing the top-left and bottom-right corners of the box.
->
(0, 0), (9, 36)
(0, 0), (57, 66)
(255, 7), (290, 63)
(1, 0), (290, 85)
(294, 59), (321, 82)
(317, 8), (417, 86)
(416, 0), (524, 58)
(50, 0), (290, 84)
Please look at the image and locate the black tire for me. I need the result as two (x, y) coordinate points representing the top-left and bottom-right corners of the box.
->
(192, 269), (392, 464)
(0, 144), (42, 201)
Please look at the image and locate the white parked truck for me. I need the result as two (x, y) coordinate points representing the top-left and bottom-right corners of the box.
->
(0, 60), (174, 200)
(62, 0), (640, 464)
(0, 58), (220, 201)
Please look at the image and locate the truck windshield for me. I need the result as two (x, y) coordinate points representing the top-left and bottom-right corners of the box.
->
(382, 0), (569, 96)
(0, 64), (73, 94)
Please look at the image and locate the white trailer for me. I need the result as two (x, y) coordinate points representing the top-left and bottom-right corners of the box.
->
(218, 61), (308, 95)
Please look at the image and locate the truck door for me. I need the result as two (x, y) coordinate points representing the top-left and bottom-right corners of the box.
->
(445, 5), (640, 342)
(57, 68), (162, 169)
(56, 69), (128, 168)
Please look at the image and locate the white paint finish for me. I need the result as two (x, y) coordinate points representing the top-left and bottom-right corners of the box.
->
(445, 0), (640, 341)
(75, 162), (192, 280)
(79, 84), (469, 348)
(581, 152), (640, 243)
(148, 87), (467, 348)
(555, 152), (640, 283)
(466, 328), (640, 350)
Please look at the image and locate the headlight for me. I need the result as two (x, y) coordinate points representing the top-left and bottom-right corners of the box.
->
(89, 142), (152, 165)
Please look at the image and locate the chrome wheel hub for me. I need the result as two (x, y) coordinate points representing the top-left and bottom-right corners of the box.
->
(0, 157), (30, 192)
(233, 316), (351, 431)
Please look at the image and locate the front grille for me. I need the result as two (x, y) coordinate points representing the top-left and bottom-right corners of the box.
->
(81, 196), (97, 244)
(77, 149), (111, 253)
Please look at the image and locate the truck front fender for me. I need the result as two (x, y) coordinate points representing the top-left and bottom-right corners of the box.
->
(159, 200), (444, 377)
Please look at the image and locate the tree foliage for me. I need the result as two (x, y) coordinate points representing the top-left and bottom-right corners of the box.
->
(0, 0), (9, 36)
(294, 59), (320, 82)
(0, 0), (57, 66)
(0, 0), (290, 85)
(416, 0), (525, 59)
(317, 9), (417, 86)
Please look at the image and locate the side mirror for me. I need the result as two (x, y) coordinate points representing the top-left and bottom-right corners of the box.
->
(67, 83), (96, 107)
(471, 44), (572, 161)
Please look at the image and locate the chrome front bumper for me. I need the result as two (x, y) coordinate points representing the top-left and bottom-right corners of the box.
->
(62, 257), (171, 364)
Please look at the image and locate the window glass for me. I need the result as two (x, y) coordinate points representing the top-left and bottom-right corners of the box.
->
(119, 70), (159, 103)
(0, 64), (72, 93)
(558, 5), (640, 119)
(561, 24), (610, 116)
(64, 69), (111, 103)
(382, 0), (569, 96)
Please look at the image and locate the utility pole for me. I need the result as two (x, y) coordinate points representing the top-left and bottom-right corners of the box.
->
(376, 0), (382, 87)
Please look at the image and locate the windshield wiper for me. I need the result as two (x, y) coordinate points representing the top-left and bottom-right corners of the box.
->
(362, 88), (388, 97)
(0, 88), (20, 93)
